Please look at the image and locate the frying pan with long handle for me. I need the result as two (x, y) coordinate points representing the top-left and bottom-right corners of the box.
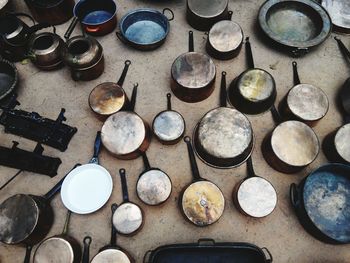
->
(91, 204), (134, 263)
(180, 137), (225, 227)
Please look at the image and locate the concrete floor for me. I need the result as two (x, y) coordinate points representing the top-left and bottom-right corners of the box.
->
(1, 0), (350, 262)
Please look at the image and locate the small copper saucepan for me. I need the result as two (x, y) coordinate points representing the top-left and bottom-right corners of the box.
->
(152, 93), (185, 145)
(233, 157), (277, 218)
(180, 137), (225, 227)
(278, 61), (329, 126)
(91, 204), (134, 263)
(193, 71), (254, 169)
(33, 211), (81, 263)
(112, 169), (144, 236)
(171, 31), (216, 103)
(136, 152), (172, 206)
(101, 84), (152, 160)
(89, 60), (132, 118)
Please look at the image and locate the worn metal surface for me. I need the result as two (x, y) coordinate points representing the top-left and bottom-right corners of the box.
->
(182, 181), (225, 227)
(335, 124), (350, 163)
(286, 84), (329, 122)
(137, 170), (172, 205)
(209, 21), (243, 53)
(33, 237), (74, 263)
(112, 203), (143, 235)
(91, 249), (131, 263)
(321, 0), (350, 34)
(153, 111), (185, 143)
(187, 0), (227, 18)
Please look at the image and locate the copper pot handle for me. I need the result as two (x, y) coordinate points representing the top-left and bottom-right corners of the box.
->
(23, 245), (32, 263)
(82, 236), (92, 263)
(292, 61), (301, 86)
(162, 8), (174, 21)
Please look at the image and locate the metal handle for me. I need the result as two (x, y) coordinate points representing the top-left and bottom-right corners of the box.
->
(290, 183), (300, 208)
(167, 93), (172, 110)
(117, 60), (131, 86)
(0, 170), (23, 191)
(163, 8), (174, 21)
(189, 31), (194, 52)
(64, 17), (79, 41)
(292, 61), (301, 85)
(82, 236), (92, 263)
(184, 136), (201, 182)
(62, 210), (72, 235)
(228, 10), (233, 21)
(245, 37), (255, 69)
(110, 203), (118, 247)
(220, 71), (227, 107)
(23, 245), (32, 263)
(262, 247), (273, 262)
(142, 152), (151, 171)
(335, 37), (350, 61)
(143, 250), (152, 263)
(198, 238), (216, 246)
(89, 131), (102, 164)
(116, 31), (128, 44)
(128, 83), (138, 112)
(119, 168), (129, 202)
(246, 157), (257, 178)
(270, 104), (282, 124)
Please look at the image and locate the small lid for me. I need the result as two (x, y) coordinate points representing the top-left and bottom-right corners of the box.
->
(287, 84), (329, 122)
(335, 124), (350, 163)
(182, 181), (224, 226)
(137, 169), (172, 205)
(112, 203), (143, 235)
(188, 0), (228, 18)
(209, 20), (243, 53)
(33, 237), (74, 263)
(271, 121), (319, 167)
(91, 249), (131, 263)
(153, 111), (185, 143)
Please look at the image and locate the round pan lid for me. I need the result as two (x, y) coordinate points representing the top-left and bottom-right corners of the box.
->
(61, 164), (113, 214)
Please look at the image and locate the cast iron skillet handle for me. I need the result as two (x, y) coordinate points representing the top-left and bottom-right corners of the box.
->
(290, 183), (300, 208)
(163, 8), (174, 21)
(270, 104), (282, 124)
(23, 245), (32, 263)
(197, 238), (216, 246)
(128, 83), (138, 112)
(292, 61), (301, 85)
(142, 152), (151, 171)
(184, 136), (202, 182)
(220, 71), (227, 107)
(119, 168), (130, 203)
(43, 164), (81, 201)
(167, 93), (172, 110)
(143, 250), (152, 263)
(89, 131), (102, 164)
(61, 210), (72, 235)
(117, 60), (131, 87)
(261, 247), (273, 263)
(245, 37), (255, 69)
(64, 17), (79, 41)
(228, 11), (233, 20)
(189, 31), (194, 52)
(335, 37), (350, 61)
(82, 236), (92, 263)
(246, 157), (257, 178)
(110, 203), (118, 247)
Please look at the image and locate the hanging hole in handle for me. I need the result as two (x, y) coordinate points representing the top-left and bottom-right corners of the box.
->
(119, 168), (126, 174)
(163, 8), (174, 21)
(292, 61), (297, 67)
(261, 247), (273, 262)
(84, 236), (92, 245)
(125, 60), (131, 66)
(222, 71), (227, 76)
(167, 93), (171, 98)
(228, 11), (233, 20)
(184, 136), (191, 143)
(245, 36), (250, 42)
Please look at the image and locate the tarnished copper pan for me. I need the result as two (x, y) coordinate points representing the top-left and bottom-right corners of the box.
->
(152, 93), (185, 145)
(180, 137), (225, 227)
(279, 61), (329, 126)
(112, 169), (144, 236)
(233, 158), (277, 218)
(89, 60), (132, 117)
(171, 31), (216, 103)
(136, 152), (172, 206)
(194, 71), (254, 169)
(101, 84), (151, 160)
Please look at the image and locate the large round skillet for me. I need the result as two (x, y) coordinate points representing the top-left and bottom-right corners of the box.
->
(290, 163), (350, 244)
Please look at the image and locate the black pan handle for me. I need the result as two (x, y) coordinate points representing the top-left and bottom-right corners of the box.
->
(117, 60), (131, 87)
(290, 183), (300, 208)
(335, 37), (350, 61)
(89, 131), (102, 164)
(270, 104), (282, 124)
(128, 83), (138, 112)
(61, 210), (72, 236)
(245, 37), (255, 69)
(163, 8), (174, 21)
(23, 245), (32, 263)
(246, 157), (257, 178)
(292, 61), (301, 85)
(64, 17), (79, 41)
(82, 236), (92, 263)
(142, 152), (151, 171)
(119, 168), (130, 203)
(261, 247), (273, 263)
(166, 93), (172, 110)
(228, 10), (233, 21)
(110, 203), (118, 247)
(43, 163), (81, 201)
(143, 250), (152, 263)
(184, 136), (202, 182)
(189, 31), (194, 52)
(220, 71), (227, 107)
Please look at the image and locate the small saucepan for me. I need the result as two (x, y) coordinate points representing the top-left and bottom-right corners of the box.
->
(62, 18), (104, 81)
(91, 204), (135, 263)
(152, 93), (185, 145)
(227, 37), (277, 115)
(82, 236), (92, 263)
(278, 61), (329, 126)
(186, 0), (230, 31)
(101, 84), (152, 160)
(116, 8), (174, 51)
(136, 152), (172, 206)
(171, 31), (216, 103)
(290, 163), (350, 244)
(89, 60), (132, 118)
(32, 211), (81, 263)
(0, 56), (18, 101)
(206, 12), (244, 60)
(233, 157), (277, 218)
(70, 0), (117, 36)
(193, 71), (254, 169)
(180, 137), (225, 227)
(113, 168), (144, 236)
